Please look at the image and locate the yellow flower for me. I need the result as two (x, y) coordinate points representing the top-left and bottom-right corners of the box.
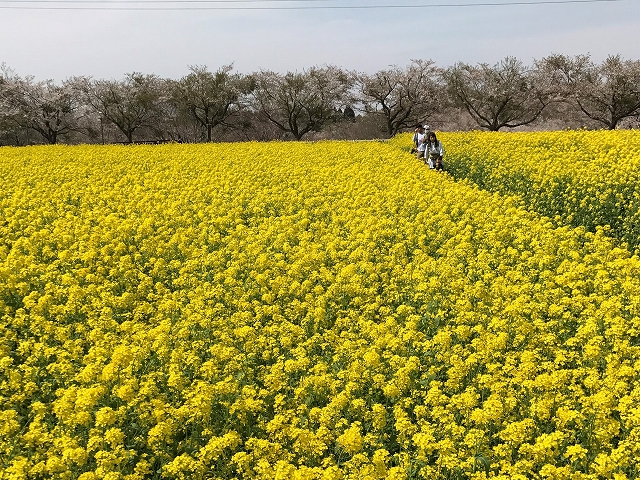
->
(3, 135), (640, 478)
(337, 422), (364, 454)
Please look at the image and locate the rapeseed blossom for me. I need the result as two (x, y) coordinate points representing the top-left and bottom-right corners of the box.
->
(390, 130), (640, 252)
(1, 138), (640, 479)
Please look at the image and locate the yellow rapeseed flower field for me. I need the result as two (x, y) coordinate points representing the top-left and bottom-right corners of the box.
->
(390, 130), (640, 252)
(1, 137), (640, 479)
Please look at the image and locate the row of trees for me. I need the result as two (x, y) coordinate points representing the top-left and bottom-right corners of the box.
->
(1, 54), (640, 145)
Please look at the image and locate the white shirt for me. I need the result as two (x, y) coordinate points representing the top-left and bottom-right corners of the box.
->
(426, 140), (444, 168)
(426, 140), (444, 158)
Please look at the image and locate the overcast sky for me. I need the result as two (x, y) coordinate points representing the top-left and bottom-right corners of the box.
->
(1, 0), (639, 81)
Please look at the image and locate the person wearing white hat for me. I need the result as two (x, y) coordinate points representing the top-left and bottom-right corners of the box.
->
(412, 125), (427, 159)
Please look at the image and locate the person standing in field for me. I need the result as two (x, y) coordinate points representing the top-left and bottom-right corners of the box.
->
(412, 125), (429, 160)
(411, 125), (422, 154)
(425, 131), (444, 169)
